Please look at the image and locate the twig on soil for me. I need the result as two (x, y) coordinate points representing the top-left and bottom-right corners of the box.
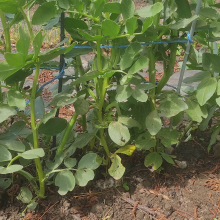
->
(208, 193), (214, 205)
(37, 201), (59, 220)
(203, 164), (220, 174)
(132, 201), (140, 218)
(175, 209), (200, 220)
(209, 209), (216, 217)
(194, 206), (198, 218)
(175, 210), (189, 218)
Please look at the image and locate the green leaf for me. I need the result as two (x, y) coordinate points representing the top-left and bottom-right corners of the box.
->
(170, 15), (198, 30)
(135, 132), (156, 150)
(0, 0), (18, 13)
(0, 145), (12, 162)
(27, 202), (38, 211)
(74, 96), (89, 115)
(203, 53), (220, 73)
(144, 152), (163, 170)
(78, 153), (102, 170)
(108, 121), (130, 146)
(120, 42), (142, 70)
(64, 158), (77, 168)
(175, 0), (191, 18)
(102, 20), (120, 38)
(196, 77), (217, 106)
(121, 0), (135, 20)
(132, 88), (148, 102)
(108, 154), (125, 180)
(33, 31), (44, 58)
(55, 170), (75, 195)
(172, 111), (184, 126)
(90, 0), (105, 17)
(200, 7), (220, 20)
(157, 128), (179, 147)
(78, 30), (103, 41)
(41, 109), (57, 124)
(126, 17), (138, 35)
(128, 56), (149, 75)
(158, 94), (188, 117)
(0, 140), (25, 152)
(135, 2), (163, 18)
(0, 105), (17, 123)
(7, 90), (26, 110)
(72, 133), (95, 149)
(116, 85), (133, 102)
(103, 2), (121, 14)
(16, 27), (30, 58)
(46, 152), (65, 170)
(0, 61), (21, 81)
(17, 187), (32, 203)
(34, 97), (45, 119)
(186, 100), (208, 122)
(0, 165), (23, 174)
(71, 71), (102, 85)
(145, 110), (162, 135)
(39, 118), (67, 136)
(4, 52), (25, 67)
(161, 153), (175, 165)
(58, 0), (70, 9)
(183, 71), (211, 84)
(118, 116), (142, 129)
(209, 126), (220, 149)
(0, 178), (12, 190)
(216, 97), (220, 107)
(32, 2), (57, 25)
(142, 17), (153, 33)
(75, 169), (94, 186)
(137, 83), (156, 90)
(217, 80), (220, 95)
(19, 149), (45, 160)
(115, 145), (136, 156)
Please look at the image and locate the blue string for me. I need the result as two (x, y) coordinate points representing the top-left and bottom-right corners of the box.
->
(187, 32), (194, 43)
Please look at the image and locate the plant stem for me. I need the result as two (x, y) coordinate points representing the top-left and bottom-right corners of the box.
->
(7, 155), (20, 167)
(96, 40), (110, 157)
(66, 10), (99, 22)
(56, 113), (77, 155)
(19, 7), (34, 41)
(30, 61), (45, 198)
(148, 46), (156, 110)
(0, 10), (11, 52)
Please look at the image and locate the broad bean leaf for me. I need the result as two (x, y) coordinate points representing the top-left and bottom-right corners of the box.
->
(158, 94), (188, 117)
(132, 88), (148, 102)
(209, 126), (220, 151)
(186, 100), (208, 122)
(34, 97), (45, 119)
(78, 30), (103, 41)
(103, 3), (121, 14)
(217, 80), (220, 95)
(170, 15), (198, 29)
(157, 128), (179, 147)
(58, 0), (70, 9)
(32, 2), (57, 25)
(19, 149), (45, 160)
(183, 71), (211, 84)
(118, 116), (142, 129)
(0, 178), (12, 190)
(126, 17), (138, 35)
(120, 42), (142, 70)
(108, 154), (125, 180)
(196, 77), (217, 106)
(175, 0), (191, 19)
(142, 17), (153, 33)
(39, 118), (67, 136)
(46, 152), (65, 170)
(33, 31), (44, 58)
(145, 110), (162, 135)
(0, 140), (25, 152)
(128, 56), (149, 75)
(75, 169), (94, 186)
(7, 90), (26, 110)
(121, 0), (135, 20)
(0, 165), (23, 174)
(41, 109), (57, 124)
(4, 52), (25, 67)
(161, 153), (175, 165)
(55, 170), (75, 195)
(90, 0), (105, 17)
(144, 152), (163, 170)
(115, 85), (133, 102)
(0, 61), (21, 81)
(0, 0), (18, 13)
(202, 53), (220, 73)
(71, 71), (102, 85)
(0, 105), (17, 123)
(108, 121), (130, 146)
(78, 153), (102, 169)
(72, 133), (95, 149)
(74, 96), (89, 115)
(64, 158), (77, 168)
(115, 145), (136, 156)
(216, 97), (220, 106)
(17, 187), (32, 203)
(135, 132), (156, 150)
(0, 145), (12, 162)
(102, 20), (120, 38)
(200, 7), (220, 20)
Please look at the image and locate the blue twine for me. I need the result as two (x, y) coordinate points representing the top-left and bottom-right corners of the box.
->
(187, 32), (194, 43)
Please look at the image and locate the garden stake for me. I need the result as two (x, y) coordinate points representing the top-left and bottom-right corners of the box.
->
(177, 0), (202, 93)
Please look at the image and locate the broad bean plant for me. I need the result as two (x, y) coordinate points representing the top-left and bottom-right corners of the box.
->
(0, 0), (217, 209)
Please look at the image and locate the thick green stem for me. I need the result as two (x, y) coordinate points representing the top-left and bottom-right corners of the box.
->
(96, 40), (110, 157)
(19, 7), (34, 41)
(7, 155), (20, 167)
(56, 113), (77, 155)
(31, 62), (45, 198)
(148, 47), (156, 110)
(156, 31), (178, 94)
(0, 10), (11, 52)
